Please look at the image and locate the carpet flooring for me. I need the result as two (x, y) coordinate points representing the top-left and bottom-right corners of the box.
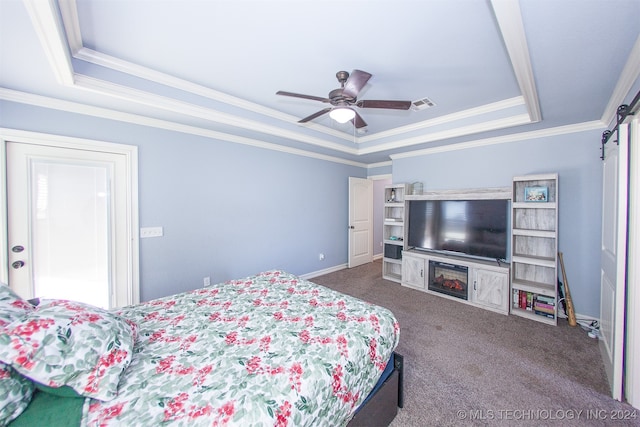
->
(312, 260), (639, 426)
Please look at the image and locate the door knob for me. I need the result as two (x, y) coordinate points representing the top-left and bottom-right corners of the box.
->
(349, 226), (355, 229)
(11, 260), (25, 269)
(11, 245), (24, 253)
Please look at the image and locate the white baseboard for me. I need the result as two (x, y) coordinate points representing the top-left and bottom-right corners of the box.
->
(300, 263), (348, 280)
(556, 311), (599, 324)
(302, 255), (384, 280)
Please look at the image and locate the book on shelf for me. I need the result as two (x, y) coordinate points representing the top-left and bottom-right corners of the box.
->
(535, 294), (555, 305)
(534, 310), (555, 319)
(513, 289), (556, 318)
(534, 301), (554, 311)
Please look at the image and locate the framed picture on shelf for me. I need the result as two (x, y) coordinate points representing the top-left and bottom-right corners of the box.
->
(524, 186), (548, 202)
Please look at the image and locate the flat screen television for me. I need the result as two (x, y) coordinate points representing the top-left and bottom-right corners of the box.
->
(407, 199), (509, 261)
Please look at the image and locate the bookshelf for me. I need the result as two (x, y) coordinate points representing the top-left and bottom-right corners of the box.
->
(382, 184), (408, 283)
(510, 173), (559, 325)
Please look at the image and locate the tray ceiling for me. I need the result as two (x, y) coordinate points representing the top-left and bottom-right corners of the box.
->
(1, 0), (639, 165)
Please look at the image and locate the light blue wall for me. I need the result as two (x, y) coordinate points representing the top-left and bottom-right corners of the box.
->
(372, 177), (391, 257)
(0, 101), (367, 301)
(367, 164), (392, 176)
(392, 129), (604, 318)
(0, 99), (611, 317)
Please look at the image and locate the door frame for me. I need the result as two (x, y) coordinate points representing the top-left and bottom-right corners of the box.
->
(0, 128), (140, 304)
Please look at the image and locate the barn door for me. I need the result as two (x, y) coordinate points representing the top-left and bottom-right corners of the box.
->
(599, 123), (629, 401)
(624, 117), (640, 409)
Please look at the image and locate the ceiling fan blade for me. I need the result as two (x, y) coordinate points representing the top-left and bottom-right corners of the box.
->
(276, 91), (330, 103)
(351, 111), (368, 129)
(356, 100), (412, 110)
(342, 70), (372, 99)
(298, 107), (332, 123)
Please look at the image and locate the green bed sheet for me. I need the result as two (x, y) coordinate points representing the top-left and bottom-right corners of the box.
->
(9, 390), (84, 427)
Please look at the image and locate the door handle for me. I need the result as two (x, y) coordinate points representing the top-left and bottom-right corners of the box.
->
(12, 245), (24, 253)
(349, 226), (355, 229)
(12, 260), (25, 269)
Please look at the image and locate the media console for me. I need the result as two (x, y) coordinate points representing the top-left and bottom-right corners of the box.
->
(401, 250), (510, 315)
(398, 187), (512, 315)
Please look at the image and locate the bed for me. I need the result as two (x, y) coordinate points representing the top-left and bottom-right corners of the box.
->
(0, 270), (402, 426)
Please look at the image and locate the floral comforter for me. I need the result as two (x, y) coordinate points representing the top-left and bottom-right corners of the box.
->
(84, 270), (400, 427)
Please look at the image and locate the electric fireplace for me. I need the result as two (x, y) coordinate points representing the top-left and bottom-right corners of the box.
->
(428, 261), (468, 300)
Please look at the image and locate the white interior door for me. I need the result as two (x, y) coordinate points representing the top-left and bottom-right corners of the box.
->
(599, 123), (629, 401)
(4, 136), (138, 309)
(348, 177), (373, 268)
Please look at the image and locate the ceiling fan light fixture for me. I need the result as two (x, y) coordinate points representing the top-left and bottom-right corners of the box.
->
(329, 107), (355, 123)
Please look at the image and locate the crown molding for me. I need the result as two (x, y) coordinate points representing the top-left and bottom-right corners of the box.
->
(359, 114), (531, 155)
(70, 48), (358, 143)
(358, 97), (525, 144)
(57, 0), (82, 53)
(366, 161), (392, 169)
(73, 48), (303, 128)
(367, 173), (393, 180)
(72, 74), (359, 156)
(490, 0), (541, 123)
(601, 35), (640, 126)
(72, 46), (532, 151)
(22, 0), (74, 86)
(2, 86), (554, 165)
(390, 120), (605, 160)
(0, 89), (367, 168)
(70, 47), (529, 148)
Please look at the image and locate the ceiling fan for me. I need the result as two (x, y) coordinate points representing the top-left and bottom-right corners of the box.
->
(276, 70), (412, 129)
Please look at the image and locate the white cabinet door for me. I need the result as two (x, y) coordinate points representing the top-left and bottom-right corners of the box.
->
(402, 254), (426, 290)
(473, 268), (508, 314)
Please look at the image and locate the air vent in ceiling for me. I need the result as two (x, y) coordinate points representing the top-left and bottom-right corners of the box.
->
(412, 97), (436, 111)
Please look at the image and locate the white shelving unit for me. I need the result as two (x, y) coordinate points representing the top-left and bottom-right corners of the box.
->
(510, 173), (559, 325)
(382, 184), (408, 283)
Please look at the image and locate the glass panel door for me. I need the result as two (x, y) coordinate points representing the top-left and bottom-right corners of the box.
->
(31, 160), (111, 308)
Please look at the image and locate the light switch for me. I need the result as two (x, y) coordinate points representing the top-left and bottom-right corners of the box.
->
(140, 227), (163, 238)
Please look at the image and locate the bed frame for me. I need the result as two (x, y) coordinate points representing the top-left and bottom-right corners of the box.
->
(347, 352), (404, 427)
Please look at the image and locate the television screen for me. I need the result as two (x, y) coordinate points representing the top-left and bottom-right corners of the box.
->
(407, 199), (509, 260)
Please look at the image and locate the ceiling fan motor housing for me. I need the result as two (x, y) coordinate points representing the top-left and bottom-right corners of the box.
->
(329, 88), (354, 105)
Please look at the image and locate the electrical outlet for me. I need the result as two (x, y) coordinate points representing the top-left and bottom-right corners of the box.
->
(319, 253), (325, 261)
(203, 276), (211, 287)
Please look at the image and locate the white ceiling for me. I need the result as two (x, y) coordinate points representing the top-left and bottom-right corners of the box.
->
(1, 0), (639, 165)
